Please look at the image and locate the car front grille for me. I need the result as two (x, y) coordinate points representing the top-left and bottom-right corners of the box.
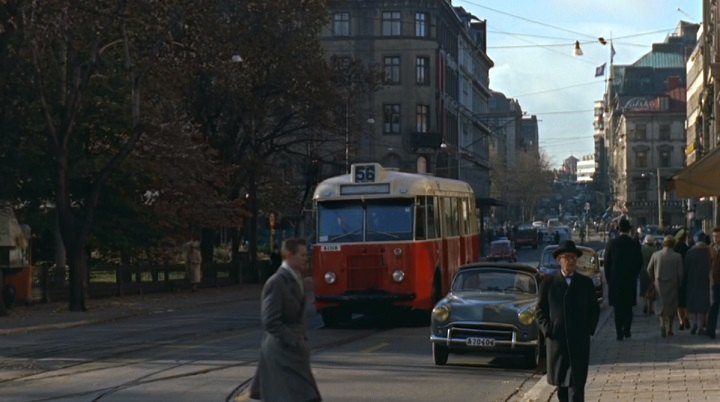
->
(448, 322), (514, 342)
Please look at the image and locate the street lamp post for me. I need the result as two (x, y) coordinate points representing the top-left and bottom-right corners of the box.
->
(345, 96), (350, 174)
(656, 167), (663, 228)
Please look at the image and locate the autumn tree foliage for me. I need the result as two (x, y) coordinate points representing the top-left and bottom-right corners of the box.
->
(180, 0), (341, 271)
(1, 0), (235, 311)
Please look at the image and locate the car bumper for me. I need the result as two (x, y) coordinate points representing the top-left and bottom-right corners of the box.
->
(430, 321), (538, 351)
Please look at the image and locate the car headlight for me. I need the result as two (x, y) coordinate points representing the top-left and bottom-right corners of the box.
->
(324, 272), (337, 284)
(518, 309), (535, 326)
(392, 270), (405, 283)
(432, 304), (451, 322)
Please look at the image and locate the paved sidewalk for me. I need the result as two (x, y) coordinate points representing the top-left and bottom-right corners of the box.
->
(522, 306), (720, 401)
(0, 284), (262, 336)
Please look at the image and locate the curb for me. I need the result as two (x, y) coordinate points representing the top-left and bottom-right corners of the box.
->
(519, 307), (613, 402)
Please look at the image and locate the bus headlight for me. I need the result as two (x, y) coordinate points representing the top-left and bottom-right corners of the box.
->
(518, 309), (535, 326)
(391, 270), (405, 283)
(324, 272), (337, 284)
(432, 305), (451, 322)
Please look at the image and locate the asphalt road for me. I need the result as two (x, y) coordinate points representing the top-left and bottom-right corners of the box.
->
(0, 252), (553, 402)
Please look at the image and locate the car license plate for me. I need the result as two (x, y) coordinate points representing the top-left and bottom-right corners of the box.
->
(465, 337), (495, 347)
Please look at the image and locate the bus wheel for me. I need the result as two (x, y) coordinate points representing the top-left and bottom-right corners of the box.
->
(3, 284), (16, 309)
(432, 270), (443, 304)
(432, 343), (449, 365)
(321, 308), (350, 328)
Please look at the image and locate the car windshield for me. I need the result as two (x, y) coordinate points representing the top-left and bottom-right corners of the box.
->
(541, 248), (598, 274)
(317, 199), (413, 243)
(453, 269), (537, 294)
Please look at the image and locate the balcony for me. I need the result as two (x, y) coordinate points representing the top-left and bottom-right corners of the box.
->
(411, 131), (442, 151)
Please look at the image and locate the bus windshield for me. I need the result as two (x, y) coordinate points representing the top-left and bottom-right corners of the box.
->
(317, 199), (413, 243)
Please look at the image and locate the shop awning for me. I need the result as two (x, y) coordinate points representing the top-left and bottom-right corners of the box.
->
(672, 146), (720, 198)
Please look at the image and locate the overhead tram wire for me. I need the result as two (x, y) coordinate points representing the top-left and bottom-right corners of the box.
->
(512, 81), (603, 97)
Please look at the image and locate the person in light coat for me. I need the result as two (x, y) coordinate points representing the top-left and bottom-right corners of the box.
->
(647, 235), (684, 337)
(640, 235), (658, 314)
(250, 238), (321, 402)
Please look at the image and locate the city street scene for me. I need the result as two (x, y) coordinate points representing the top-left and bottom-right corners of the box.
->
(1, 1), (720, 401)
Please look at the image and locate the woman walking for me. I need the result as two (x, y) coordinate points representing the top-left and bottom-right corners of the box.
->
(647, 235), (684, 337)
(685, 231), (712, 334)
(640, 236), (657, 314)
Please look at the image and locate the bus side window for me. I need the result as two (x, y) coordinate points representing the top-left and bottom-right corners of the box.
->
(426, 197), (437, 239)
(415, 197), (426, 240)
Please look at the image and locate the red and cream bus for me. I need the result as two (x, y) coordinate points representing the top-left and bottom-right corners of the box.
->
(312, 163), (481, 326)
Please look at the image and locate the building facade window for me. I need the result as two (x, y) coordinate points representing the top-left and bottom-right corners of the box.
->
(636, 150), (647, 168)
(332, 12), (350, 36)
(416, 104), (429, 132)
(659, 149), (671, 167)
(383, 104), (401, 134)
(416, 56), (429, 85)
(415, 12), (428, 37)
(384, 56), (400, 84)
(659, 124), (670, 141)
(382, 11), (401, 36)
(636, 179), (648, 202)
(635, 124), (647, 140)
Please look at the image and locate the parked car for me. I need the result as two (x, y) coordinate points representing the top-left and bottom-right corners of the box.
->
(514, 227), (539, 249)
(486, 239), (517, 262)
(597, 248), (605, 268)
(538, 244), (604, 303)
(430, 263), (544, 368)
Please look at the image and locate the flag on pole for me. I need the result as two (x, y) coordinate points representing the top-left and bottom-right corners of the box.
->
(610, 43), (616, 63)
(595, 62), (606, 77)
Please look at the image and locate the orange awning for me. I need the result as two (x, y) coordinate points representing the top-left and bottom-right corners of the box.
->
(672, 146), (720, 198)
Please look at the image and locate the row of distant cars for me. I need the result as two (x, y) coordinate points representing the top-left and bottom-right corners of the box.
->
(430, 243), (603, 369)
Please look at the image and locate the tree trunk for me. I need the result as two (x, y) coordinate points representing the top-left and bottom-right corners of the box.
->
(67, 244), (87, 311)
(230, 227), (241, 283)
(248, 170), (259, 283)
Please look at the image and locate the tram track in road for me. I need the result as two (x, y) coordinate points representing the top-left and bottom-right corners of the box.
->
(0, 315), (263, 385)
(0, 317), (386, 402)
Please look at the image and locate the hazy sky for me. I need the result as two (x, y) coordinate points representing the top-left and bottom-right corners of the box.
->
(456, 0), (703, 168)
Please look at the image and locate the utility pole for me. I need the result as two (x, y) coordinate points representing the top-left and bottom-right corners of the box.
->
(656, 167), (663, 228)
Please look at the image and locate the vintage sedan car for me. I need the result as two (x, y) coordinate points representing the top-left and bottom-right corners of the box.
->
(538, 244), (604, 303)
(486, 239), (517, 262)
(430, 263), (543, 368)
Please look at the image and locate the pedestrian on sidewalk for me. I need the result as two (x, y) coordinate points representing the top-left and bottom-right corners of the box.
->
(183, 236), (203, 292)
(536, 240), (600, 402)
(647, 235), (684, 337)
(604, 218), (643, 340)
(250, 238), (321, 402)
(705, 227), (720, 339)
(685, 231), (711, 335)
(640, 235), (657, 315)
(674, 229), (691, 330)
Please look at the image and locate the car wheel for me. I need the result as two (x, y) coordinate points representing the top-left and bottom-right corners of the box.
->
(432, 343), (449, 365)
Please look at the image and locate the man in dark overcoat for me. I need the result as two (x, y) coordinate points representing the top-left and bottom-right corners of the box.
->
(603, 218), (643, 340)
(250, 238), (321, 402)
(536, 240), (600, 402)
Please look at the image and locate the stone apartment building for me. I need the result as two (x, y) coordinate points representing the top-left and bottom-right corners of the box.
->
(319, 0), (494, 199)
(602, 21), (699, 228)
(676, 1), (720, 230)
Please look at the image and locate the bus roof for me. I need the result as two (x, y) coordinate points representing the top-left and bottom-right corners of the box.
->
(313, 163), (474, 201)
